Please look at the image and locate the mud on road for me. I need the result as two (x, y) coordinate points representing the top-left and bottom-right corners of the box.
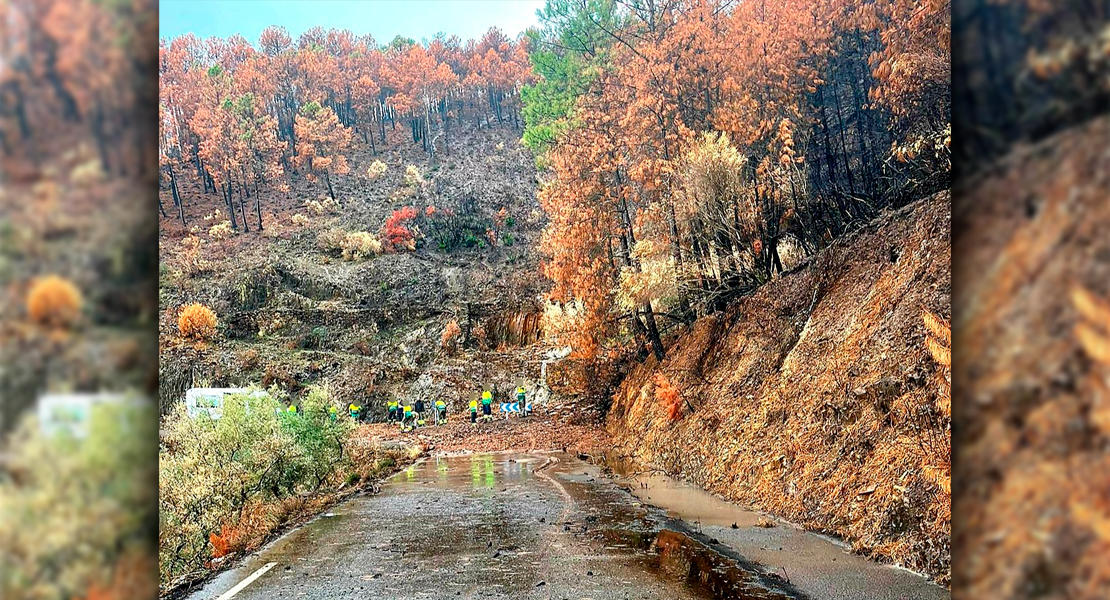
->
(185, 453), (947, 600)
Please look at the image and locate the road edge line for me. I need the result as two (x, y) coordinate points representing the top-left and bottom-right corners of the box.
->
(214, 562), (277, 600)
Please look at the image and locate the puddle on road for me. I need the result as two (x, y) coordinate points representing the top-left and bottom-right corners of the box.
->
(598, 526), (797, 599)
(382, 453), (798, 599)
(546, 456), (798, 599)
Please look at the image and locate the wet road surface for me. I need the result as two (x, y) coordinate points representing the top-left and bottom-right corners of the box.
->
(186, 453), (948, 600)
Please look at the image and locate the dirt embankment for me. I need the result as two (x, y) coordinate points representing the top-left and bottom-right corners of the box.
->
(606, 192), (951, 583)
(954, 116), (1110, 600)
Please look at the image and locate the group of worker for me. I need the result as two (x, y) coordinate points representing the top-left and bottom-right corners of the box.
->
(467, 386), (529, 423)
(385, 398), (450, 432)
(286, 386), (531, 432)
(378, 386), (530, 430)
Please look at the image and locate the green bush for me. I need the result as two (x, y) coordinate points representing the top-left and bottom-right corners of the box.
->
(159, 386), (353, 587)
(0, 399), (157, 600)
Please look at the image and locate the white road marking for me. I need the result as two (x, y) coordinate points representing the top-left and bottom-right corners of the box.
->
(215, 562), (277, 600)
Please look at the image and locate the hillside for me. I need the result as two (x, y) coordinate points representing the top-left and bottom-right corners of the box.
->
(606, 191), (951, 582)
(954, 115), (1110, 599)
(159, 123), (552, 414)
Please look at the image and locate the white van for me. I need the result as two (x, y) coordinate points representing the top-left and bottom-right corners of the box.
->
(185, 388), (268, 420)
(37, 393), (145, 438)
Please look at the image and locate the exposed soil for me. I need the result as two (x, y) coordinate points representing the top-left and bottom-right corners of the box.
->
(606, 191), (951, 583)
(953, 115), (1110, 599)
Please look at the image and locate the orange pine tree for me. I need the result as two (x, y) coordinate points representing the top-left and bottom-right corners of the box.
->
(293, 100), (352, 199)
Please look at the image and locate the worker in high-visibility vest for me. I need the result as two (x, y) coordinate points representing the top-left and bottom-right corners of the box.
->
(387, 399), (399, 423)
(348, 403), (361, 421)
(328, 405), (338, 422)
(516, 386), (527, 415)
(286, 404), (298, 415)
(481, 390), (493, 421)
(402, 404), (415, 431)
(469, 399), (479, 423)
(435, 400), (447, 424)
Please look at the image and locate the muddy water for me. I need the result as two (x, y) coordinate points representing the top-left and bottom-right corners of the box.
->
(603, 456), (950, 600)
(185, 453), (942, 600)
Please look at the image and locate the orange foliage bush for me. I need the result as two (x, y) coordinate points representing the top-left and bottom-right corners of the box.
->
(178, 303), (217, 340)
(380, 206), (418, 252)
(26, 275), (83, 328)
(440, 319), (462, 351)
(653, 373), (684, 422)
(208, 526), (232, 558)
(77, 549), (157, 600)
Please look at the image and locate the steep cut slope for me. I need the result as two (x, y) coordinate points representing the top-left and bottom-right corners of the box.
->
(606, 191), (951, 582)
(954, 116), (1110, 600)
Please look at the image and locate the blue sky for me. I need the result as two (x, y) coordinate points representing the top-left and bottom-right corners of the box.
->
(160, 0), (547, 44)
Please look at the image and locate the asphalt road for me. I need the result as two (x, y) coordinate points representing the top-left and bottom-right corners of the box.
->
(185, 453), (947, 600)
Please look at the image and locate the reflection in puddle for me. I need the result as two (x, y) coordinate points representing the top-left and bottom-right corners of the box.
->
(597, 526), (796, 599)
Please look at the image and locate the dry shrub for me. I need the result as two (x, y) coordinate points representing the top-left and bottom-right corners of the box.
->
(441, 320), (462, 353)
(178, 235), (208, 277)
(305, 197), (338, 216)
(290, 213), (309, 226)
(208, 526), (233, 558)
(470, 323), (487, 348)
(237, 348), (261, 371)
(262, 364), (297, 389)
(341, 231), (381, 261)
(208, 220), (233, 240)
(1072, 286), (1110, 365)
(923, 309), (951, 418)
(69, 158), (104, 186)
(366, 160), (387, 180)
(208, 501), (278, 559)
(403, 164), (422, 187)
(76, 548), (157, 600)
(653, 373), (684, 422)
(26, 275), (83, 328)
(316, 227), (347, 254)
(178, 303), (217, 340)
